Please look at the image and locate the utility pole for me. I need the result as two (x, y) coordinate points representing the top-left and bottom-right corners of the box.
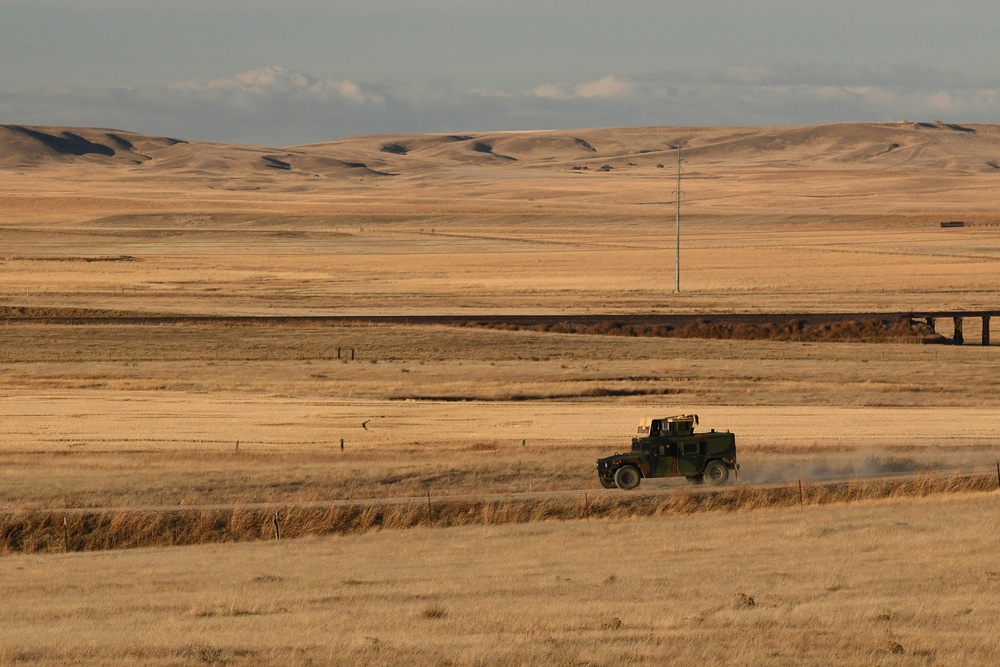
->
(675, 144), (681, 293)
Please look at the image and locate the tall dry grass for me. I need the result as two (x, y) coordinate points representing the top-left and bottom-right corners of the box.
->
(3, 470), (995, 555)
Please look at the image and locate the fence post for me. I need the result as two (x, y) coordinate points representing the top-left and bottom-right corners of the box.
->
(996, 462), (999, 488)
(272, 512), (281, 540)
(426, 488), (432, 520)
(798, 480), (804, 505)
(63, 516), (70, 553)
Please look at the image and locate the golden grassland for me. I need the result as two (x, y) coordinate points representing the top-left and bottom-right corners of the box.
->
(2, 122), (1000, 664)
(0, 321), (999, 510)
(2, 123), (1000, 316)
(2, 218), (998, 315)
(3, 492), (1000, 666)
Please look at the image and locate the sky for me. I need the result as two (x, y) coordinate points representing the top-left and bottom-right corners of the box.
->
(1, 0), (999, 145)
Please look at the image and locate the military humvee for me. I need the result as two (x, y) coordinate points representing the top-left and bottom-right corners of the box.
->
(596, 415), (738, 489)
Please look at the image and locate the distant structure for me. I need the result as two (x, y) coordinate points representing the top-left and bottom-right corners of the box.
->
(907, 310), (997, 346)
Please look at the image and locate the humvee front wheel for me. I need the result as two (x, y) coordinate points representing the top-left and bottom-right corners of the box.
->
(598, 476), (616, 489)
(704, 461), (729, 486)
(614, 465), (641, 490)
(686, 474), (704, 485)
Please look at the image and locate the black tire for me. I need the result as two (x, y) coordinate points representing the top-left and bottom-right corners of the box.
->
(614, 465), (641, 490)
(704, 461), (730, 486)
(686, 474), (704, 485)
(598, 476), (616, 489)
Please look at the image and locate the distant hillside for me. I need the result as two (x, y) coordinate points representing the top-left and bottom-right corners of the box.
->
(3, 121), (1000, 177)
(300, 121), (1000, 174)
(0, 124), (390, 177)
(0, 125), (183, 167)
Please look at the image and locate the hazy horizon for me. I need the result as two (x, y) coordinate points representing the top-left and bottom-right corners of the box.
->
(3, 1), (999, 145)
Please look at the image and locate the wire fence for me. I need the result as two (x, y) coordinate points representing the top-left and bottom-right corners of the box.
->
(2, 463), (998, 556)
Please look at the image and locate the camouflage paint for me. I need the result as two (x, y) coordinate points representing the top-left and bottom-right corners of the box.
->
(597, 415), (737, 488)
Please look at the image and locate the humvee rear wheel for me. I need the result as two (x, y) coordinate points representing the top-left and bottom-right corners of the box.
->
(598, 476), (616, 489)
(704, 461), (729, 486)
(614, 466), (641, 490)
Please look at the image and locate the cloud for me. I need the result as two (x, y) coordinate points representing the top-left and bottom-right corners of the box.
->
(531, 84), (570, 100)
(171, 66), (382, 105)
(469, 85), (514, 99)
(0, 67), (398, 145)
(574, 75), (635, 99)
(6, 63), (1000, 145)
(530, 75), (635, 100)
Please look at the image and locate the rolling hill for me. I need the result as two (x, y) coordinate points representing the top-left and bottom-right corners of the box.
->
(3, 121), (1000, 178)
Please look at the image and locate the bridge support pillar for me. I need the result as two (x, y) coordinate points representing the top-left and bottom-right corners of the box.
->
(984, 316), (991, 346)
(953, 317), (964, 345)
(926, 317), (935, 333)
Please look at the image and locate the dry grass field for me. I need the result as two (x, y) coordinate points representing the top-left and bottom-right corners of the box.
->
(3, 494), (1000, 665)
(2, 121), (1000, 664)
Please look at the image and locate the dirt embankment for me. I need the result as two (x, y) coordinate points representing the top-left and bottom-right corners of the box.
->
(0, 309), (946, 342)
(464, 316), (943, 343)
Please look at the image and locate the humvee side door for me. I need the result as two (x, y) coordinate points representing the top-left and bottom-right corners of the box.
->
(676, 437), (705, 477)
(652, 440), (680, 476)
